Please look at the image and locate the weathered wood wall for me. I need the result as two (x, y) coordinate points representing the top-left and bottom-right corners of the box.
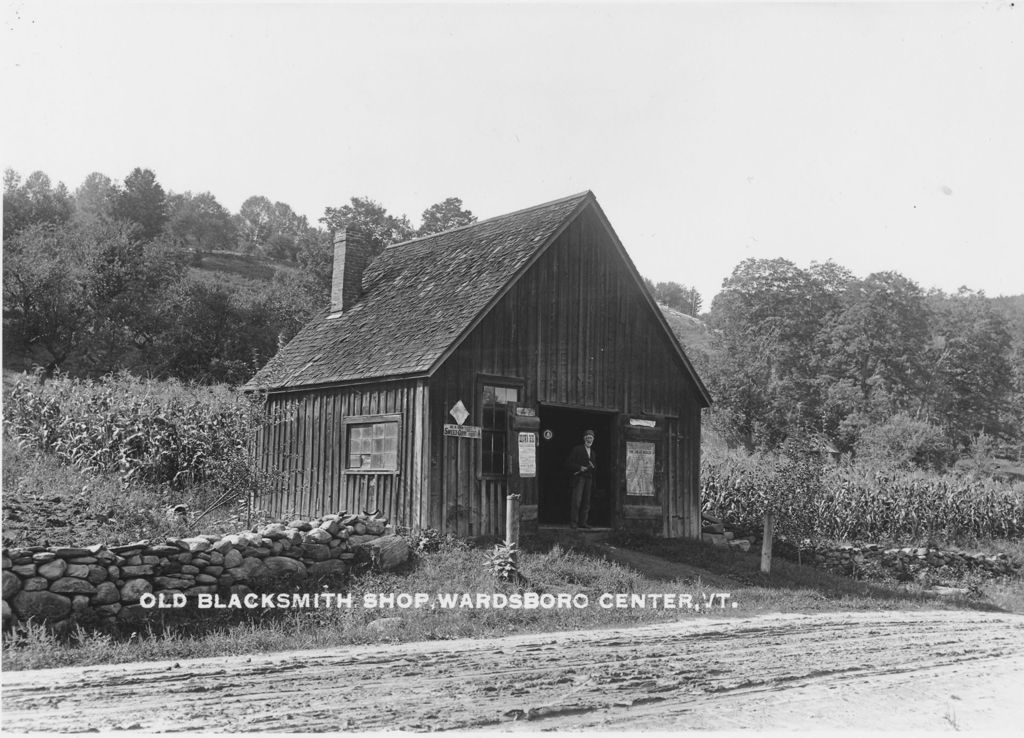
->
(430, 206), (703, 537)
(256, 380), (430, 526)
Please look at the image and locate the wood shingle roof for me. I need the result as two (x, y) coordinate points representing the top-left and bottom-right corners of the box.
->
(245, 192), (593, 391)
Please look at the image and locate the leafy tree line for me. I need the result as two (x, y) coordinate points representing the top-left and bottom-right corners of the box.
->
(642, 278), (703, 317)
(704, 257), (1024, 468)
(3, 167), (475, 383)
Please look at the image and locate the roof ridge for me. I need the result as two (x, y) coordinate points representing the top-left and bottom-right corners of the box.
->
(384, 190), (593, 251)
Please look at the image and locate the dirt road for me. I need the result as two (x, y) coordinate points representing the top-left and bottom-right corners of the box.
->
(3, 610), (1023, 732)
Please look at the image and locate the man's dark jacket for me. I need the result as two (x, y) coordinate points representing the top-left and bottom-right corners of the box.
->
(564, 445), (596, 478)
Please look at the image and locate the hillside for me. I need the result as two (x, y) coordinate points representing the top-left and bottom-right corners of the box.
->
(658, 303), (716, 373)
(188, 250), (299, 286)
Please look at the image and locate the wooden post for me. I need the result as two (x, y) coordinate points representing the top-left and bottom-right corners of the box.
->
(761, 513), (775, 574)
(506, 493), (521, 551)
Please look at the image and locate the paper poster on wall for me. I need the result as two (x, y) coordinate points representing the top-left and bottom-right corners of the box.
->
(626, 442), (656, 496)
(518, 432), (537, 477)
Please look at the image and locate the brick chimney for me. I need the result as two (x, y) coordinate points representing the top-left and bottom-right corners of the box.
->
(330, 227), (372, 316)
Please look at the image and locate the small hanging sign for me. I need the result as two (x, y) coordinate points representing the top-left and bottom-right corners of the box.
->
(444, 424), (481, 438)
(515, 406), (536, 417)
(449, 400), (470, 426)
(629, 418), (657, 428)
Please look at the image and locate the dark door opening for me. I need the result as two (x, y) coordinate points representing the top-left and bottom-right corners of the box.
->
(537, 406), (614, 526)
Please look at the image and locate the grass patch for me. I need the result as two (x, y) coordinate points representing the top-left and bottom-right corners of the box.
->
(6, 533), (1020, 672)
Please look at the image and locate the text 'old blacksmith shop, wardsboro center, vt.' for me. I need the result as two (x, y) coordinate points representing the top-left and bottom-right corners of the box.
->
(245, 191), (712, 539)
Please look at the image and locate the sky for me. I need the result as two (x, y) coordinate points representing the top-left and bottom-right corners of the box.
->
(4, 1), (1023, 306)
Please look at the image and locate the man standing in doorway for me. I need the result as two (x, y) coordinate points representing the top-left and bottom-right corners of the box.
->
(564, 429), (596, 529)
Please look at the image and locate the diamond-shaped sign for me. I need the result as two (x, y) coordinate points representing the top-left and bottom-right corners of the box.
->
(449, 400), (469, 426)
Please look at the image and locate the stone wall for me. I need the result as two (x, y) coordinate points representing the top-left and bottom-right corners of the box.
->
(700, 513), (1019, 585)
(2, 511), (407, 631)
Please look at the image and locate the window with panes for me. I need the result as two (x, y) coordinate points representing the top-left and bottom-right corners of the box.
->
(346, 419), (399, 472)
(481, 384), (519, 476)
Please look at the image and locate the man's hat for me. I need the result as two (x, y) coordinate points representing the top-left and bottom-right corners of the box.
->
(583, 429), (595, 438)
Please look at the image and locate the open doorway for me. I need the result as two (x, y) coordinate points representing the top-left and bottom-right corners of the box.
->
(537, 405), (615, 527)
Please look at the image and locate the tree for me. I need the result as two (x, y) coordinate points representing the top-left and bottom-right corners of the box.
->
(418, 197), (476, 236)
(165, 191), (237, 253)
(2, 220), (184, 375)
(234, 196), (311, 260)
(320, 196), (413, 256)
(825, 271), (930, 414)
(926, 288), (1016, 446)
(3, 169), (75, 240)
(111, 167), (168, 241)
(644, 279), (703, 316)
(74, 172), (117, 224)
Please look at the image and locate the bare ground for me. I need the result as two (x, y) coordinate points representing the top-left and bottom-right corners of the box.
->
(3, 609), (1023, 732)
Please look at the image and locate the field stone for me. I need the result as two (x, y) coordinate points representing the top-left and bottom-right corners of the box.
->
(154, 577), (194, 590)
(260, 523), (289, 540)
(65, 564), (91, 579)
(120, 578), (153, 603)
(208, 552), (224, 566)
(71, 595), (91, 612)
(2, 554), (11, 569)
(3, 570), (22, 598)
(264, 557), (308, 579)
(319, 518), (342, 536)
(38, 559), (67, 580)
(91, 582), (120, 605)
(32, 552), (57, 564)
(222, 549), (243, 569)
(184, 538), (211, 553)
(121, 565), (155, 577)
(195, 574), (218, 585)
(288, 520), (312, 531)
(181, 565), (200, 575)
(145, 545), (179, 557)
(13, 591), (72, 621)
(23, 577), (49, 592)
(203, 566), (224, 577)
(301, 544), (331, 562)
(2, 598), (12, 625)
(53, 547), (91, 559)
(304, 528), (332, 545)
(50, 577), (97, 595)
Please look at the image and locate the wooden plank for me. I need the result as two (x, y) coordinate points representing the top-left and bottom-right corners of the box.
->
(623, 504), (663, 520)
(761, 514), (775, 574)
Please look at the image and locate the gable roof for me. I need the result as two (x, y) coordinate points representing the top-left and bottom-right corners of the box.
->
(246, 191), (712, 407)
(246, 192), (591, 391)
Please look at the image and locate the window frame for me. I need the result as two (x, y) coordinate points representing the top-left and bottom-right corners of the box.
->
(342, 413), (402, 475)
(476, 374), (524, 479)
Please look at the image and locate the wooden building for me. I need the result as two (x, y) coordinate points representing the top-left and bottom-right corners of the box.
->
(245, 192), (711, 538)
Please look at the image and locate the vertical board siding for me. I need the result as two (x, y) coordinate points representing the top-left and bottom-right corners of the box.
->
(258, 380), (428, 528)
(429, 207), (703, 538)
(257, 205), (704, 539)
